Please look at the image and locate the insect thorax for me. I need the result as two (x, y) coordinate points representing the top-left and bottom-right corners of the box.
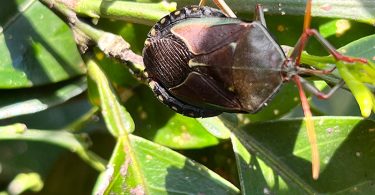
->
(143, 6), (227, 88)
(145, 6), (226, 42)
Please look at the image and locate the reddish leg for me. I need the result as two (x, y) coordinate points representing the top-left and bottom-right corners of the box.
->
(290, 29), (368, 65)
(290, 0), (320, 180)
(289, 0), (367, 66)
(289, 0), (367, 180)
(293, 75), (320, 180)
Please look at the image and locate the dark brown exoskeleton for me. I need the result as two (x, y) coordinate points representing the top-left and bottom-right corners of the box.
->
(143, 6), (286, 118)
(142, 0), (367, 179)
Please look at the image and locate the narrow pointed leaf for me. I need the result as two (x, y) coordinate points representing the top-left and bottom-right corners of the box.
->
(87, 60), (134, 136)
(94, 135), (239, 194)
(0, 77), (87, 119)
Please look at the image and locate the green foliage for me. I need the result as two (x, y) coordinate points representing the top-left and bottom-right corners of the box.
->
(1, 0), (374, 194)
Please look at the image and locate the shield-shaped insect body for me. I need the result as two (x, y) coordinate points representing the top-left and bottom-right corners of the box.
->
(143, 5), (286, 117)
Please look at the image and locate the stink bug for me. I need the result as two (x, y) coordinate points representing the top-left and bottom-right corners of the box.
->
(143, 5), (286, 118)
(142, 0), (368, 179)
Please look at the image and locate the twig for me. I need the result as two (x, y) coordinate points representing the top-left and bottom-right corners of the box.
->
(39, 0), (147, 80)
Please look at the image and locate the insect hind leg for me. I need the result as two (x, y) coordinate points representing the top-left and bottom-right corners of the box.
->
(299, 77), (345, 99)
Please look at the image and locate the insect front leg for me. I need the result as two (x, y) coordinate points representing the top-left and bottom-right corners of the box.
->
(287, 0), (367, 66)
(290, 29), (368, 66)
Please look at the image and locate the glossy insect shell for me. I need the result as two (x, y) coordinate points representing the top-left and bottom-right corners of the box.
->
(143, 5), (286, 118)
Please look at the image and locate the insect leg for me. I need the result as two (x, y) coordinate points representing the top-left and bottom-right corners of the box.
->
(293, 29), (368, 65)
(212, 0), (237, 18)
(299, 77), (345, 99)
(288, 0), (319, 180)
(254, 4), (267, 27)
(293, 75), (320, 180)
(199, 0), (206, 6)
(297, 66), (336, 75)
(289, 0), (367, 66)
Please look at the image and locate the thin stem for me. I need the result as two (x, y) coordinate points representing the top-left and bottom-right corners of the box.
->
(64, 106), (100, 133)
(40, 0), (175, 26)
(39, 0), (146, 79)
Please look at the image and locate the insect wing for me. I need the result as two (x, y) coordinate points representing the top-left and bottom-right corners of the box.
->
(232, 22), (286, 112)
(172, 19), (286, 113)
(170, 18), (247, 111)
(171, 17), (245, 55)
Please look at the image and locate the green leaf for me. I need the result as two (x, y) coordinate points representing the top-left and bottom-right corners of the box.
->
(298, 31), (375, 118)
(246, 83), (300, 122)
(197, 115), (233, 139)
(231, 117), (375, 194)
(0, 0), (85, 88)
(339, 34), (375, 85)
(93, 135), (239, 194)
(335, 35), (375, 117)
(175, 0), (375, 25)
(87, 59), (135, 136)
(0, 77), (87, 119)
(6, 172), (43, 194)
(337, 62), (375, 117)
(125, 85), (220, 149)
(231, 134), (304, 194)
(154, 114), (220, 149)
(0, 124), (106, 171)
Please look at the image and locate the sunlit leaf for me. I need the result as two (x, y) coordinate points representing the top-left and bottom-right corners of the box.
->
(232, 117), (375, 194)
(0, 78), (86, 119)
(126, 85), (220, 149)
(93, 135), (239, 194)
(0, 0), (85, 88)
(87, 59), (134, 136)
